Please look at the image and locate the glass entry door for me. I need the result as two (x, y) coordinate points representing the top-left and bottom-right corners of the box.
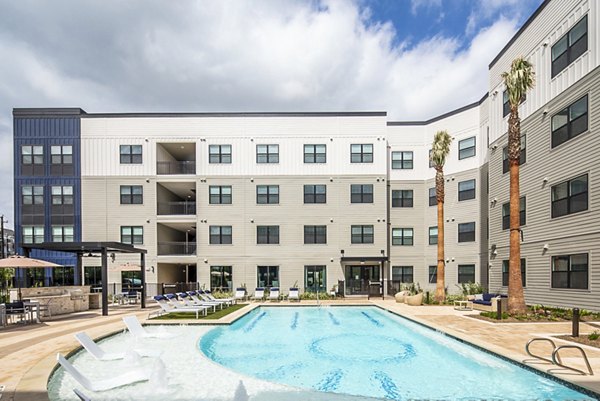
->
(344, 265), (380, 295)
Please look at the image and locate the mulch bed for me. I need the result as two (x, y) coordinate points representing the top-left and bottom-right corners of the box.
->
(468, 314), (600, 324)
(555, 335), (600, 349)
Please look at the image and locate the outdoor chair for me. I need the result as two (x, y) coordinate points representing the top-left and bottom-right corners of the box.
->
(268, 287), (280, 302)
(155, 295), (209, 319)
(177, 292), (218, 312)
(57, 353), (152, 391)
(202, 289), (235, 305)
(252, 288), (265, 301)
(288, 288), (300, 302)
(73, 388), (92, 401)
(234, 288), (247, 301)
(75, 332), (160, 361)
(187, 291), (223, 310)
(5, 301), (27, 324)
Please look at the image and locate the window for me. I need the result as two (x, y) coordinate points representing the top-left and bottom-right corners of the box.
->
(51, 145), (73, 164)
(351, 184), (373, 203)
(26, 267), (45, 287)
(304, 225), (327, 244)
(120, 145), (142, 164)
(503, 91), (526, 118)
(351, 225), (373, 244)
(122, 271), (142, 289)
(429, 226), (438, 245)
(552, 253), (588, 289)
(392, 228), (413, 246)
(458, 222), (475, 242)
(209, 226), (232, 244)
(551, 15), (587, 78)
(429, 187), (437, 206)
(392, 190), (413, 207)
(502, 259), (526, 287)
(428, 266), (437, 284)
(502, 197), (526, 230)
(458, 265), (475, 283)
(392, 266), (413, 283)
(121, 226), (143, 244)
(51, 186), (73, 205)
(257, 185), (279, 204)
(351, 144), (373, 163)
(391, 151), (413, 169)
(305, 265), (326, 292)
(52, 226), (74, 242)
(458, 179), (476, 201)
(22, 186), (43, 205)
(458, 137), (476, 160)
(551, 174), (588, 218)
(256, 144), (279, 163)
(209, 145), (232, 164)
(257, 226), (279, 244)
(210, 266), (232, 291)
(304, 185), (326, 204)
(502, 134), (526, 174)
(120, 185), (143, 204)
(551, 95), (588, 148)
(304, 144), (326, 163)
(84, 266), (102, 286)
(209, 186), (232, 204)
(52, 266), (74, 286)
(257, 266), (279, 288)
(22, 226), (44, 244)
(21, 145), (43, 164)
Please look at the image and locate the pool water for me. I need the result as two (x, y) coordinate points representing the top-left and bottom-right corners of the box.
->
(200, 306), (593, 400)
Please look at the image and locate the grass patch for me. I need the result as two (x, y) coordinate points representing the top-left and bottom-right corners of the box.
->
(150, 303), (248, 320)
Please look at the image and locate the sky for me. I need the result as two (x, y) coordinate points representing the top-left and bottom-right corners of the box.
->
(0, 0), (543, 227)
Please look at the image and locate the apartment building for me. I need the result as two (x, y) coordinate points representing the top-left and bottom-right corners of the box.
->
(12, 0), (600, 308)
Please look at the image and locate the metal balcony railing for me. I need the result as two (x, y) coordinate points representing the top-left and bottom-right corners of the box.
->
(156, 161), (196, 175)
(157, 241), (197, 256)
(157, 201), (196, 216)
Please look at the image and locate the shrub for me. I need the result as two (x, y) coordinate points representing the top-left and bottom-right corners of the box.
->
(457, 282), (484, 296)
(588, 331), (600, 341)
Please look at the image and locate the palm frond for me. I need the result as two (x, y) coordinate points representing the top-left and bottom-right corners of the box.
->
(501, 57), (535, 107)
(430, 130), (452, 168)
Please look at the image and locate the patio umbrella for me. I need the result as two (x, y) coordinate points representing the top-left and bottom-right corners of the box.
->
(0, 255), (63, 300)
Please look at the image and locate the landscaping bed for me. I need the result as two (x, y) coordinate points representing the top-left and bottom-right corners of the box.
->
(468, 306), (600, 324)
(555, 333), (600, 349)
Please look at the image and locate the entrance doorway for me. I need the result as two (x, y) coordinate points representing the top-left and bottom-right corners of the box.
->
(344, 265), (380, 295)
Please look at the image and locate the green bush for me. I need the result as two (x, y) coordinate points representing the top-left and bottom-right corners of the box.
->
(588, 331), (600, 341)
(457, 282), (484, 296)
(300, 291), (335, 300)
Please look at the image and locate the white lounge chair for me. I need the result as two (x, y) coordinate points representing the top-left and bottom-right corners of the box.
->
(269, 287), (280, 301)
(252, 287), (265, 301)
(202, 290), (235, 306)
(56, 353), (151, 392)
(177, 292), (218, 312)
(288, 288), (300, 302)
(158, 295), (209, 318)
(75, 332), (160, 360)
(123, 315), (176, 338)
(234, 288), (247, 302)
(73, 388), (92, 401)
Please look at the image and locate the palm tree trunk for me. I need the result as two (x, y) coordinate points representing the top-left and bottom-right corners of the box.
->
(435, 168), (445, 303)
(508, 108), (527, 314)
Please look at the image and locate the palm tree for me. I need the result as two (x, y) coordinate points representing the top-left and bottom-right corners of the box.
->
(501, 57), (534, 315)
(431, 130), (452, 303)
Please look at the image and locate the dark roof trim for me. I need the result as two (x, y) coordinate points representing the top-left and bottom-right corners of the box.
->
(81, 111), (387, 118)
(488, 0), (551, 69)
(22, 241), (147, 254)
(13, 108), (87, 117)
(341, 256), (388, 262)
(387, 100), (481, 126)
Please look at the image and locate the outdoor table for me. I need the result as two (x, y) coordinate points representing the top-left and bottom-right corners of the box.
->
(453, 300), (473, 311)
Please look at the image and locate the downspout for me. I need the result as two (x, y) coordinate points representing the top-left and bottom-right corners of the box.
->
(385, 141), (391, 298)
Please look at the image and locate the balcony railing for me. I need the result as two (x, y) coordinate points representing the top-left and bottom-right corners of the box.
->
(157, 201), (196, 216)
(157, 161), (196, 175)
(157, 241), (197, 256)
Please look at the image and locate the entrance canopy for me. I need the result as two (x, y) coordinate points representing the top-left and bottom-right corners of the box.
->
(341, 256), (388, 299)
(21, 242), (148, 316)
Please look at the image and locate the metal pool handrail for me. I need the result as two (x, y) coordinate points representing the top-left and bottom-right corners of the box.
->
(552, 345), (594, 376)
(525, 337), (560, 365)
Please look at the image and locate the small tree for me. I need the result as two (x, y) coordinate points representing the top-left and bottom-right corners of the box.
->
(501, 57), (535, 314)
(430, 130), (453, 303)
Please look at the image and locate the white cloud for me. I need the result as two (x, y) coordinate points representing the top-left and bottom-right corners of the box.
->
(0, 0), (521, 224)
(410, 0), (443, 16)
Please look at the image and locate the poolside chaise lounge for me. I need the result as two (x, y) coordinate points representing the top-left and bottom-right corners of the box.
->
(73, 388), (92, 401)
(154, 295), (208, 318)
(75, 332), (160, 360)
(176, 292), (218, 312)
(252, 288), (265, 301)
(203, 289), (235, 305)
(234, 288), (247, 302)
(123, 315), (177, 340)
(186, 291), (223, 310)
(269, 287), (280, 302)
(57, 353), (152, 391)
(288, 288), (300, 302)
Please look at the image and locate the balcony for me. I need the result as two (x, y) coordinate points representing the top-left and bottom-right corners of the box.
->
(157, 182), (196, 216)
(156, 142), (196, 175)
(157, 222), (196, 256)
(157, 241), (197, 256)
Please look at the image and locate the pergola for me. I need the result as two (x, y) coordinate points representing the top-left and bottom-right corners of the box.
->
(21, 242), (148, 316)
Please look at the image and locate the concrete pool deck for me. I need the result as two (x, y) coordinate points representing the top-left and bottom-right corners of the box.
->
(1, 300), (600, 400)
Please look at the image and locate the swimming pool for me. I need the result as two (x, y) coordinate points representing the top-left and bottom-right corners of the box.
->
(200, 306), (593, 400)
